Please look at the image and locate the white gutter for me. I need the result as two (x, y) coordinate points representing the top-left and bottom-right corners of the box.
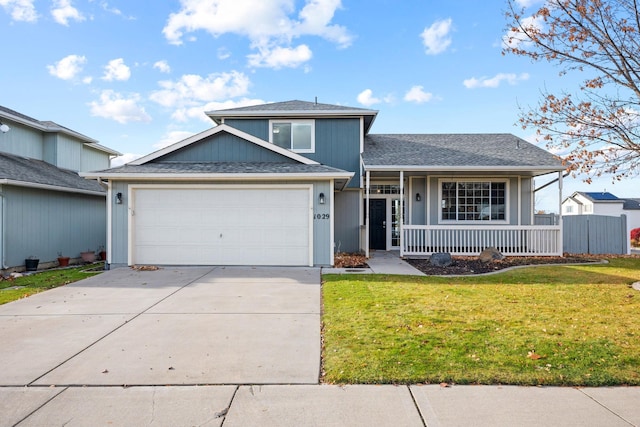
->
(79, 172), (355, 181)
(363, 165), (565, 173)
(0, 179), (106, 197)
(0, 191), (5, 269)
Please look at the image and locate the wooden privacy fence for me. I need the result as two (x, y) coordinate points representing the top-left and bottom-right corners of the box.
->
(563, 214), (628, 255)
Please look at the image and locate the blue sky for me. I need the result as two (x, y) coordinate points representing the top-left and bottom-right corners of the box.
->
(1, 0), (637, 212)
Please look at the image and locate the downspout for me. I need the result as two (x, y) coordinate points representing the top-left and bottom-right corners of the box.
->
(400, 170), (404, 257)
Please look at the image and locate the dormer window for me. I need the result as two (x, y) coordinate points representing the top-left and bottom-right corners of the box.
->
(269, 119), (315, 153)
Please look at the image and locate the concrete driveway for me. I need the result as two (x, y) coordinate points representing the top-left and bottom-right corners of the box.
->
(0, 266), (321, 387)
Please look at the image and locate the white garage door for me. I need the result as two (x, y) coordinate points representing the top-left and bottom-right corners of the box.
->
(131, 186), (312, 266)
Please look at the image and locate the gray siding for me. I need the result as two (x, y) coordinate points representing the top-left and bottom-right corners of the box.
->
(306, 119), (361, 188)
(157, 132), (297, 163)
(0, 123), (43, 160)
(109, 180), (334, 266)
(334, 190), (361, 253)
(82, 145), (111, 171)
(411, 178), (427, 225)
(2, 185), (106, 268)
(224, 119), (269, 140)
(56, 134), (83, 171)
(223, 118), (362, 186)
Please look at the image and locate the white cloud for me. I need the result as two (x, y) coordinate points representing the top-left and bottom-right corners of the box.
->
(47, 54), (87, 80)
(463, 72), (530, 89)
(162, 0), (352, 69)
(111, 152), (143, 167)
(247, 44), (312, 69)
(404, 85), (433, 104)
(217, 47), (231, 60)
(357, 89), (381, 107)
(153, 60), (171, 73)
(0, 0), (37, 22)
(102, 58), (131, 81)
(89, 90), (152, 124)
(515, 0), (543, 7)
(421, 18), (453, 55)
(172, 98), (266, 123)
(152, 130), (196, 149)
(503, 15), (544, 49)
(51, 0), (85, 26)
(150, 71), (251, 108)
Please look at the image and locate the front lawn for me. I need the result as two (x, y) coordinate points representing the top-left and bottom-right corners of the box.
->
(322, 258), (640, 386)
(0, 264), (103, 305)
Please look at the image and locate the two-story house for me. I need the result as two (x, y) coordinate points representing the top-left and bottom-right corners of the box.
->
(563, 191), (640, 236)
(0, 106), (121, 271)
(82, 100), (565, 267)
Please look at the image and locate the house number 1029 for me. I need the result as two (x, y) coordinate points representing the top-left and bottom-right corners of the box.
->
(314, 213), (330, 220)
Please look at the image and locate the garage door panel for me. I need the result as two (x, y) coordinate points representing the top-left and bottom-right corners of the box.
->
(132, 187), (311, 266)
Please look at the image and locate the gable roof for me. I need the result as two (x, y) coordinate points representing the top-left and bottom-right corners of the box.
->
(0, 105), (121, 156)
(130, 124), (318, 166)
(0, 151), (106, 195)
(206, 100), (378, 134)
(362, 134), (564, 175)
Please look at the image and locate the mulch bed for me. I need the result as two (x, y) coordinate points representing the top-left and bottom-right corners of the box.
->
(405, 255), (609, 275)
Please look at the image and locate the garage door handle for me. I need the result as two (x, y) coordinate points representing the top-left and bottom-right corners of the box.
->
(382, 220), (386, 229)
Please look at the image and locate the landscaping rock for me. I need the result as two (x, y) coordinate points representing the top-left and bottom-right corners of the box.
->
(478, 247), (504, 263)
(430, 252), (453, 267)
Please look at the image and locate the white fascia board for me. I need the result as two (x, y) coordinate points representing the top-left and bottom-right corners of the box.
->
(84, 142), (122, 156)
(363, 165), (565, 173)
(0, 179), (106, 196)
(207, 110), (378, 121)
(130, 124), (318, 166)
(79, 171), (355, 181)
(0, 110), (99, 143)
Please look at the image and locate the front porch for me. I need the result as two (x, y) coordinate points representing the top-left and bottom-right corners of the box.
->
(363, 170), (565, 258)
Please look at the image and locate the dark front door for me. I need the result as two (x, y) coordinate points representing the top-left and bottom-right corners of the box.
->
(369, 199), (386, 250)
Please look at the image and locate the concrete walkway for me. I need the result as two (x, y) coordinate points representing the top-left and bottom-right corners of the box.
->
(1, 265), (639, 426)
(323, 250), (426, 276)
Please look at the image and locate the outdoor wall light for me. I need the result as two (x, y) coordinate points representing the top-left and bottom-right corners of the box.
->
(319, 192), (326, 205)
(115, 192), (123, 204)
(415, 193), (421, 202)
(0, 121), (10, 133)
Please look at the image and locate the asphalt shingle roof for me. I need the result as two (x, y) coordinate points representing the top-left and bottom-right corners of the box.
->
(207, 100), (376, 114)
(362, 134), (564, 169)
(0, 152), (105, 193)
(95, 162), (350, 175)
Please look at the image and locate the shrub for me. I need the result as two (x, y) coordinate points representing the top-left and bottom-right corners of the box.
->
(631, 228), (640, 246)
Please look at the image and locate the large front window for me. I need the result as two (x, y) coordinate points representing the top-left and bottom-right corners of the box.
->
(270, 120), (314, 152)
(441, 180), (506, 222)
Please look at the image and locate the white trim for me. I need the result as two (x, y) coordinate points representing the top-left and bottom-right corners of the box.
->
(437, 178), (510, 225)
(107, 181), (113, 265)
(329, 180), (335, 267)
(130, 124), (318, 166)
(364, 165), (564, 174)
(400, 171), (404, 257)
(269, 119), (315, 153)
(0, 179), (106, 197)
(365, 171), (370, 258)
(80, 171), (352, 180)
(518, 176), (522, 226)
(127, 183), (315, 267)
(207, 109), (378, 120)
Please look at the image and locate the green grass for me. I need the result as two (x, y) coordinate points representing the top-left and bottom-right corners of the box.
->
(0, 264), (103, 305)
(322, 258), (640, 386)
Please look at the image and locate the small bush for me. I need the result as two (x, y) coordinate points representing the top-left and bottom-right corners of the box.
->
(631, 228), (640, 247)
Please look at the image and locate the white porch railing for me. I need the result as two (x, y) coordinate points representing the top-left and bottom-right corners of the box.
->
(403, 225), (562, 256)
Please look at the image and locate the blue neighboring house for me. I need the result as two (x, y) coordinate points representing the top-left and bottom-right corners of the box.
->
(83, 100), (565, 267)
(0, 106), (121, 271)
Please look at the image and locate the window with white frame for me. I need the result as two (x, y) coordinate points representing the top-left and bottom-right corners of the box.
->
(440, 180), (507, 222)
(269, 120), (314, 152)
(565, 205), (574, 213)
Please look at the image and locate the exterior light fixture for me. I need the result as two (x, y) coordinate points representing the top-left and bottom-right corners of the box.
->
(319, 192), (325, 205)
(115, 192), (123, 204)
(415, 193), (421, 202)
(0, 122), (10, 133)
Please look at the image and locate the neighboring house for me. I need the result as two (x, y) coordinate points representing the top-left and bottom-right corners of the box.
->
(562, 191), (640, 232)
(82, 100), (565, 268)
(0, 106), (121, 271)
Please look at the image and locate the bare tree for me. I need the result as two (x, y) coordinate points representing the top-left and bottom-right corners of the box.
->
(504, 0), (640, 182)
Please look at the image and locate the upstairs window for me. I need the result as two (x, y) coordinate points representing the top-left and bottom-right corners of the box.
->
(440, 180), (507, 222)
(269, 120), (314, 153)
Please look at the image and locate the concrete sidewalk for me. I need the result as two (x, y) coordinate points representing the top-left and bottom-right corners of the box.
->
(323, 250), (426, 276)
(3, 384), (639, 426)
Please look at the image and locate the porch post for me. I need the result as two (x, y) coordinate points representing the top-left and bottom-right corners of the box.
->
(400, 170), (404, 257)
(558, 171), (564, 256)
(365, 170), (370, 258)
